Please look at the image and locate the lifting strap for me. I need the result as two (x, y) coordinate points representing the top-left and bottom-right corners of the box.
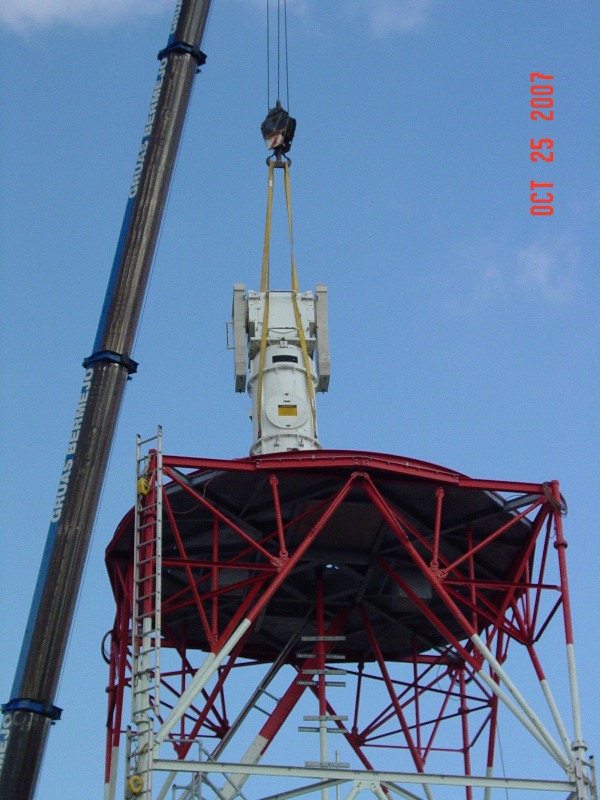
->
(256, 160), (317, 440)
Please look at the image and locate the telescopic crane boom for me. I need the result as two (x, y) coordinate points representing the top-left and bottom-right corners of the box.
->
(0, 2), (213, 797)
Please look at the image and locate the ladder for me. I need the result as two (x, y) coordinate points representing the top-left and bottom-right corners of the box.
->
(298, 634), (350, 781)
(128, 427), (164, 799)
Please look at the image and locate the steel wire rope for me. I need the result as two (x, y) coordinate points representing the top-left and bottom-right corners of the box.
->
(258, 1), (312, 443)
(266, 0), (270, 110)
(284, 0), (290, 109)
(266, 0), (290, 108)
(277, 0), (281, 102)
(497, 719), (511, 800)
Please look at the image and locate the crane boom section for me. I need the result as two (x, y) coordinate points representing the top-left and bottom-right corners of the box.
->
(0, 2), (213, 798)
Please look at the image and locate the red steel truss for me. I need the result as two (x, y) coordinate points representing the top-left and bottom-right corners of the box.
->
(103, 449), (595, 800)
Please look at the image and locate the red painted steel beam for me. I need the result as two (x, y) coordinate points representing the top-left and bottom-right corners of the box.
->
(102, 451), (582, 796)
(161, 450), (549, 494)
(164, 467), (281, 567)
(359, 605), (427, 773)
(162, 487), (214, 643)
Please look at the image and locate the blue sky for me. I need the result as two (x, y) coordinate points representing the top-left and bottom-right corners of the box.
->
(1, 1), (599, 797)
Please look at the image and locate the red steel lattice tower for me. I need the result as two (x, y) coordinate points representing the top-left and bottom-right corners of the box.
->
(103, 441), (595, 800)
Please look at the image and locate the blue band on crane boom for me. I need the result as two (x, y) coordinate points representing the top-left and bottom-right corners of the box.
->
(83, 350), (138, 374)
(158, 41), (207, 69)
(2, 699), (62, 722)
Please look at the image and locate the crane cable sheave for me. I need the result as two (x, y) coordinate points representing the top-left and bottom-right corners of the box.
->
(230, 108), (330, 456)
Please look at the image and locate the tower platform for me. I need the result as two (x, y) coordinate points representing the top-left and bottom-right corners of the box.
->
(103, 447), (594, 800)
(106, 449), (538, 662)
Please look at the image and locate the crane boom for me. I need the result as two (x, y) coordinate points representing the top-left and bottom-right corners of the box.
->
(0, 2), (213, 797)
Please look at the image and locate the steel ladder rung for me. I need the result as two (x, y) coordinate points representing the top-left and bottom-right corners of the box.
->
(135, 567), (158, 577)
(298, 726), (348, 734)
(135, 604), (157, 614)
(301, 635), (346, 642)
(135, 607), (157, 618)
(132, 680), (158, 694)
(137, 502), (159, 513)
(297, 653), (346, 660)
(135, 577), (158, 588)
(136, 554), (158, 567)
(138, 433), (160, 447)
(136, 645), (159, 657)
(138, 498), (158, 508)
(297, 680), (346, 687)
(135, 639), (158, 648)
(137, 521), (159, 533)
(135, 593), (157, 605)
(132, 676), (158, 690)
(137, 506), (159, 517)
(135, 574), (157, 585)
(131, 684), (157, 698)
(301, 668), (347, 676)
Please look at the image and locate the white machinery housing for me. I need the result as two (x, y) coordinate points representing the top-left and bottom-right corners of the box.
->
(231, 283), (330, 455)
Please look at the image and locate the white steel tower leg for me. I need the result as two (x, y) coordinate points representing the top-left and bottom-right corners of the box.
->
(470, 633), (571, 769)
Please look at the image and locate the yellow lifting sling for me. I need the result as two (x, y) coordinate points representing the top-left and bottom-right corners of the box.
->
(256, 159), (317, 441)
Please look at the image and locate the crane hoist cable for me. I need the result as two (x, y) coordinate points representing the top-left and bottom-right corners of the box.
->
(266, 0), (290, 113)
(255, 130), (317, 442)
(256, 2), (316, 443)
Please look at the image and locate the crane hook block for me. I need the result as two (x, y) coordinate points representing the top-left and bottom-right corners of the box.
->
(261, 101), (296, 155)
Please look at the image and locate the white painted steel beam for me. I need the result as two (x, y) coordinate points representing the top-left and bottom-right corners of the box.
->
(153, 760), (576, 793)
(382, 781), (431, 800)
(470, 633), (571, 769)
(541, 677), (576, 758)
(103, 745), (119, 800)
(155, 625), (303, 800)
(257, 779), (350, 800)
(154, 619), (251, 746)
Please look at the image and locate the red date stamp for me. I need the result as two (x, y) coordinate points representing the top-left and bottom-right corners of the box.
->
(529, 72), (554, 216)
